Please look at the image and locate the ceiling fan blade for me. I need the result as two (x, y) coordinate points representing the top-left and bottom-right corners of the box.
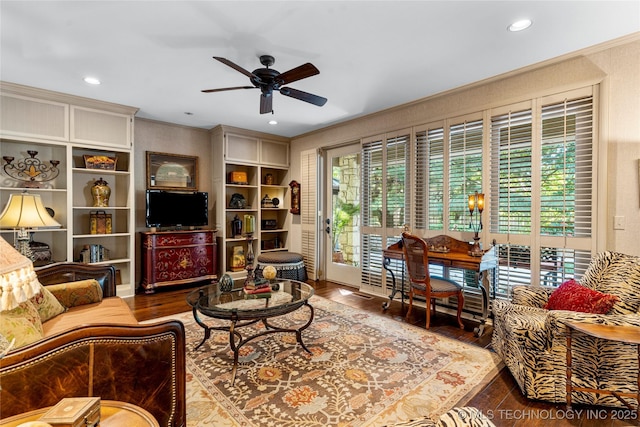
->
(201, 86), (256, 93)
(276, 63), (319, 86)
(260, 93), (273, 114)
(280, 87), (327, 107)
(213, 57), (260, 81)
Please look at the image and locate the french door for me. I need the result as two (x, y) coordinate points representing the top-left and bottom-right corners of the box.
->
(323, 144), (361, 286)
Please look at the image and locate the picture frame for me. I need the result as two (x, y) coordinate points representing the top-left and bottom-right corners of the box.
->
(146, 151), (198, 191)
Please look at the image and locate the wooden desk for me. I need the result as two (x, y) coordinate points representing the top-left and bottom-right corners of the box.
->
(382, 235), (497, 336)
(565, 321), (640, 410)
(0, 400), (160, 427)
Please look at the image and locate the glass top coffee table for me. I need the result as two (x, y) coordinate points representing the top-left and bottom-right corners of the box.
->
(186, 279), (314, 384)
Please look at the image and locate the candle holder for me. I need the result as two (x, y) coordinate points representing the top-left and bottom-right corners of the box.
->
(244, 234), (255, 287)
(3, 151), (60, 188)
(468, 191), (485, 257)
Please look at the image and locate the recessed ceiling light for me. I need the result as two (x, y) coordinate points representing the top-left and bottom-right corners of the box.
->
(83, 76), (101, 85)
(268, 120), (278, 125)
(508, 19), (532, 32)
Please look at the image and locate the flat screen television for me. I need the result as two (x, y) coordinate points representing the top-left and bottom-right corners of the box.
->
(145, 190), (208, 228)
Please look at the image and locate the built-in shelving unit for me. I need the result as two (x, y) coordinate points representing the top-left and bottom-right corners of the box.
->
(210, 125), (290, 279)
(0, 82), (138, 296)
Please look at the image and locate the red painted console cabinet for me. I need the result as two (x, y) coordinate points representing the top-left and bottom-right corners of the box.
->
(140, 230), (217, 293)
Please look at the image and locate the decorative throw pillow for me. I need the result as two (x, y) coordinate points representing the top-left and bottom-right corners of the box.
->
(46, 279), (103, 308)
(0, 299), (44, 349)
(544, 279), (619, 314)
(30, 284), (67, 322)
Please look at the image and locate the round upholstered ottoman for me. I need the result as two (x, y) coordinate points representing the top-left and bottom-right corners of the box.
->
(255, 251), (307, 282)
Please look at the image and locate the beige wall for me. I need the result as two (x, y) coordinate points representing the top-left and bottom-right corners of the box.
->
(133, 118), (212, 283)
(289, 34), (640, 257)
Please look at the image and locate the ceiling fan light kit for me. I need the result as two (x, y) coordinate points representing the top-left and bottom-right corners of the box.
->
(203, 55), (327, 114)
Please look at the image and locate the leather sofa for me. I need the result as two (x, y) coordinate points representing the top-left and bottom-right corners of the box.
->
(0, 262), (186, 427)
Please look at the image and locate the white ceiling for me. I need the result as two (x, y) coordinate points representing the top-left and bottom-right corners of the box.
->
(1, 1), (639, 138)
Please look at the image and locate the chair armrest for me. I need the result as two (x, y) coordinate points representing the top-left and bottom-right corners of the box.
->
(493, 298), (548, 316)
(47, 279), (103, 308)
(1, 320), (186, 427)
(511, 285), (554, 308)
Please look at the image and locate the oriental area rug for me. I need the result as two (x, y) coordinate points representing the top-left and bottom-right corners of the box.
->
(150, 295), (502, 426)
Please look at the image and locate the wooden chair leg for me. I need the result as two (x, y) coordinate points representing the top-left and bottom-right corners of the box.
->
(405, 289), (414, 321)
(456, 290), (465, 329)
(426, 297), (432, 329)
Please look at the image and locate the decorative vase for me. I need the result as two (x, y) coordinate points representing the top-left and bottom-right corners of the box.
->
(231, 214), (243, 238)
(91, 177), (111, 207)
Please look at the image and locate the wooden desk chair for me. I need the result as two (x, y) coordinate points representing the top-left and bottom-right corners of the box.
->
(401, 232), (465, 329)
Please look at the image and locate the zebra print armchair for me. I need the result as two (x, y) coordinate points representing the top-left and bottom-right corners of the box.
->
(491, 251), (640, 406)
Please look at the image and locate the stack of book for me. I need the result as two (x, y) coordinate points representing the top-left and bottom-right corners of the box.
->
(243, 281), (272, 299)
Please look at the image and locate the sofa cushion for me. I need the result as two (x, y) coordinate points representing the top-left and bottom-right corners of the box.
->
(544, 279), (619, 314)
(42, 297), (137, 337)
(0, 299), (44, 348)
(31, 284), (67, 322)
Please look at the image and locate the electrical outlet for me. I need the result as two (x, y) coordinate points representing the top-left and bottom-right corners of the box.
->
(614, 215), (625, 230)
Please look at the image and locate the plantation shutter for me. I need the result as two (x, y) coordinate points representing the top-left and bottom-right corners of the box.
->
(300, 149), (318, 280)
(360, 130), (410, 293)
(538, 92), (594, 286)
(490, 106), (534, 296)
(489, 87), (595, 298)
(415, 126), (445, 230)
(386, 132), (410, 229)
(448, 119), (483, 232)
(361, 138), (384, 290)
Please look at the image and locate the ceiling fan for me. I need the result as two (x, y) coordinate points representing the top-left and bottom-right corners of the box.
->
(202, 55), (328, 114)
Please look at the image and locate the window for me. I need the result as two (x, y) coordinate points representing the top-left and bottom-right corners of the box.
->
(490, 89), (595, 297)
(361, 131), (410, 293)
(415, 118), (482, 232)
(358, 87), (597, 300)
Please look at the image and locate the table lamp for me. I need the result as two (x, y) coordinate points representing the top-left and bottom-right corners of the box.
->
(468, 191), (485, 257)
(0, 191), (61, 261)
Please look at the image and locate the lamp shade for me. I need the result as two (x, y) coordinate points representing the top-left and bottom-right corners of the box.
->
(0, 192), (61, 229)
(477, 193), (485, 212)
(0, 236), (41, 311)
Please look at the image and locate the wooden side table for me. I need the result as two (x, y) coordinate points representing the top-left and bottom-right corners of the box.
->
(565, 321), (640, 409)
(0, 400), (159, 427)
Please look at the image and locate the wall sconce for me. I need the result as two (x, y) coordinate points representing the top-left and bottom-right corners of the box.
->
(3, 150), (60, 188)
(468, 191), (484, 257)
(0, 192), (61, 260)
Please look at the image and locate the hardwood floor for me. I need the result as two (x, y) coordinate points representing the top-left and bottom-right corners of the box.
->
(124, 280), (637, 427)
